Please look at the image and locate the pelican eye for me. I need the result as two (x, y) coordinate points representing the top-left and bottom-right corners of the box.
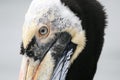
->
(39, 26), (48, 35)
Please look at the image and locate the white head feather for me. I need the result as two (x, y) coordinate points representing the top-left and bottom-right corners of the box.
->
(24, 0), (82, 31)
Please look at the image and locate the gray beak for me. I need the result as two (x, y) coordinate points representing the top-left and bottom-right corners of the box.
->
(19, 32), (77, 80)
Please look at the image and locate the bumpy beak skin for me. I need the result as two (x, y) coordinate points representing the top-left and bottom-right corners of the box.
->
(19, 32), (77, 80)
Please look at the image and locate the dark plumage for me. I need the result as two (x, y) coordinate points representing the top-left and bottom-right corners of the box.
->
(60, 0), (106, 80)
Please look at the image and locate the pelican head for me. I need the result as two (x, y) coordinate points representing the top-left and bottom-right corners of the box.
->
(19, 0), (86, 80)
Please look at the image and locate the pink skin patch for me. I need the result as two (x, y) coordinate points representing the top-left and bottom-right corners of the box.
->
(19, 56), (29, 80)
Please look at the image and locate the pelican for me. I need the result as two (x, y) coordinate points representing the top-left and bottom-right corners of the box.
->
(19, 0), (106, 80)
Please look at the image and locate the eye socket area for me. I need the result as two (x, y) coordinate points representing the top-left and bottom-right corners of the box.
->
(39, 26), (48, 35)
(38, 25), (50, 37)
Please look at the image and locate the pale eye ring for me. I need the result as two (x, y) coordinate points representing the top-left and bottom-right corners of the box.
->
(39, 26), (48, 35)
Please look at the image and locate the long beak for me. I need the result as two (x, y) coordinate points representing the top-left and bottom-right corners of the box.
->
(19, 32), (77, 80)
(19, 54), (54, 80)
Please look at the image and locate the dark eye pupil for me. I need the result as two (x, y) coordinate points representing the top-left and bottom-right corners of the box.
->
(39, 26), (48, 35)
(41, 29), (45, 33)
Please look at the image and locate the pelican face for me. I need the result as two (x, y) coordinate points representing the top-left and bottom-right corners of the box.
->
(19, 0), (86, 80)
